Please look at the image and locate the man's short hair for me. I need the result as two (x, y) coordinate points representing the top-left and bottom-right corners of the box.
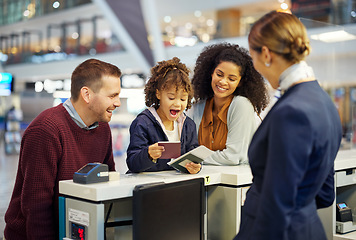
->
(71, 59), (122, 101)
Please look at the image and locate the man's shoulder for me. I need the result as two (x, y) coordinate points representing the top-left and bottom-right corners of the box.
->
(37, 104), (65, 118)
(28, 105), (68, 128)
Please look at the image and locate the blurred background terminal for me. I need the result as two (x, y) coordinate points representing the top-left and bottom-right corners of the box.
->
(0, 2), (355, 236)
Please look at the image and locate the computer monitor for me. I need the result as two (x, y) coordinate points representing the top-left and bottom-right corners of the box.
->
(133, 178), (205, 240)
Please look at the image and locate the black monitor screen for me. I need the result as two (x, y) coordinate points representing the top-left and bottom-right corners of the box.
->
(133, 178), (205, 240)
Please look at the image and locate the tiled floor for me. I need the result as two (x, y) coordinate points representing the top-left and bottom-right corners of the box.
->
(0, 134), (128, 240)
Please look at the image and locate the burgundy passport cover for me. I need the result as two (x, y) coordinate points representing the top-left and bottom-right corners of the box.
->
(158, 141), (181, 159)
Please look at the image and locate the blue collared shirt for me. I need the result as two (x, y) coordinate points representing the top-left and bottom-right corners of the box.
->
(63, 98), (99, 130)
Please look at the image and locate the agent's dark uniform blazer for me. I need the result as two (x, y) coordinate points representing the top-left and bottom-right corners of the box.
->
(235, 81), (342, 240)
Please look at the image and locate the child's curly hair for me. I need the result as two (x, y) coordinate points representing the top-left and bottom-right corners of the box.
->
(192, 42), (269, 115)
(145, 57), (193, 110)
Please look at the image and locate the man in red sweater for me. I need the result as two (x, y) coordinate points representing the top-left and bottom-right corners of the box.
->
(4, 59), (121, 240)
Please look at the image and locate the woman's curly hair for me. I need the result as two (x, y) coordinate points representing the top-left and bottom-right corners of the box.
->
(145, 57), (193, 110)
(192, 42), (269, 115)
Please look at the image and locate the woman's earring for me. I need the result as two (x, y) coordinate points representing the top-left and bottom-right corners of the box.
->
(265, 62), (271, 67)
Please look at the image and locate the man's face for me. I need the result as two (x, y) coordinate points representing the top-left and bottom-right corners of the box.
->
(88, 75), (121, 123)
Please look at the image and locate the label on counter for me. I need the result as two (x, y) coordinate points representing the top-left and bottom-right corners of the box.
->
(68, 208), (89, 227)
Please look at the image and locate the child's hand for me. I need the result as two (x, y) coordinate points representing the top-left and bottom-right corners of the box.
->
(185, 162), (201, 174)
(148, 143), (165, 162)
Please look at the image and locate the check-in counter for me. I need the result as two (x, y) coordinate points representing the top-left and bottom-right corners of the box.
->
(59, 149), (356, 240)
(59, 165), (253, 240)
(334, 149), (356, 240)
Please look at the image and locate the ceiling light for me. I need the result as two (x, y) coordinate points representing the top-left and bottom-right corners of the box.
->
(53, 1), (60, 8)
(175, 36), (197, 47)
(280, 3), (288, 10)
(23, 10), (30, 17)
(194, 11), (202, 17)
(53, 90), (71, 99)
(72, 32), (79, 39)
(310, 30), (356, 43)
(207, 19), (214, 27)
(164, 16), (171, 23)
(185, 22), (192, 30)
(35, 81), (44, 92)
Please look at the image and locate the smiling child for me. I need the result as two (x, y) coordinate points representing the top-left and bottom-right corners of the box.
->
(126, 57), (201, 174)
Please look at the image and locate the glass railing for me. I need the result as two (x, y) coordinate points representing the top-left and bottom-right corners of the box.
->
(0, 0), (92, 26)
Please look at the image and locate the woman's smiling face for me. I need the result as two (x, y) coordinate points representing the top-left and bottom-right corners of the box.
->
(211, 61), (241, 101)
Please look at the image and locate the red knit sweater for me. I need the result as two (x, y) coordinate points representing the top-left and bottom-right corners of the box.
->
(4, 104), (115, 240)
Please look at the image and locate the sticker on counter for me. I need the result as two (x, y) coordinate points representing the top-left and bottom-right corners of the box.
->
(205, 175), (211, 185)
(68, 208), (89, 227)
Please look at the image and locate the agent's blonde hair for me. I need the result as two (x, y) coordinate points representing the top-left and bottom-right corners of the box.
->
(249, 11), (311, 63)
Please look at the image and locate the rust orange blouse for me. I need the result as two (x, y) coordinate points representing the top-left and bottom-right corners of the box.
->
(198, 96), (234, 151)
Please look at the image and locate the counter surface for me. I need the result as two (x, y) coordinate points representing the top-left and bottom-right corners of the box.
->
(335, 149), (356, 171)
(59, 149), (356, 202)
(59, 165), (252, 202)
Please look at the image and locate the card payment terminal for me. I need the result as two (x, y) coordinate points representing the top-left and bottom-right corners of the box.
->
(73, 163), (109, 184)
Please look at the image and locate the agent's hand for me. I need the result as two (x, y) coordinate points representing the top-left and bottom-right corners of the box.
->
(148, 143), (164, 162)
(185, 162), (201, 174)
